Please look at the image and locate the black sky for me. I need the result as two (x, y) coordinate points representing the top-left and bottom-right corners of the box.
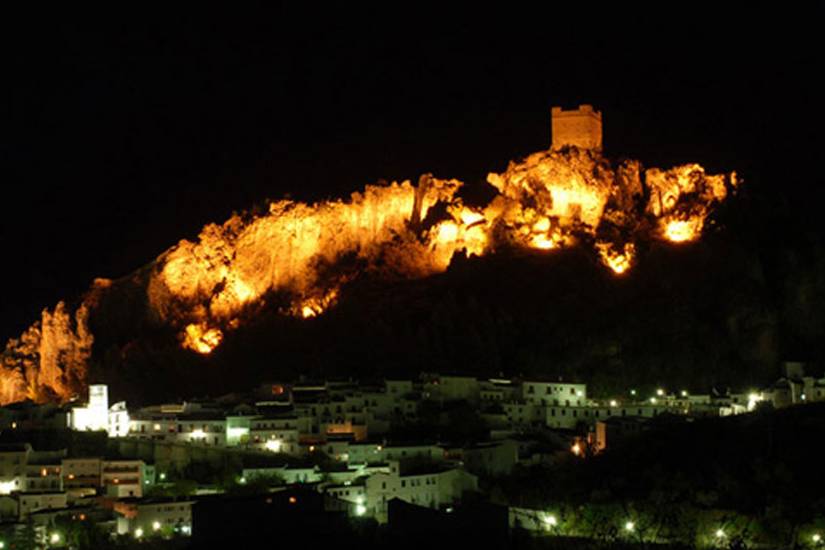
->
(2, 5), (823, 339)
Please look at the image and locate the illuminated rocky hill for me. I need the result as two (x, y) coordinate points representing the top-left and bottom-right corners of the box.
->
(0, 144), (776, 405)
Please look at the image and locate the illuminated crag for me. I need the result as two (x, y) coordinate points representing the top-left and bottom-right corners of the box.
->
(0, 108), (738, 404)
(0, 302), (92, 405)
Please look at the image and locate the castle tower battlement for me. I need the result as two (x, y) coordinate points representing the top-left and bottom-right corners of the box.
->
(551, 104), (603, 152)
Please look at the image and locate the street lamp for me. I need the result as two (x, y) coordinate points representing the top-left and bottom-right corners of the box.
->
(624, 520), (635, 532)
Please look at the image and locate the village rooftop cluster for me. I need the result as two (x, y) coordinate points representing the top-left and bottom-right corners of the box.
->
(0, 361), (821, 545)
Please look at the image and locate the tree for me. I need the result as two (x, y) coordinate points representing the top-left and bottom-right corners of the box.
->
(53, 515), (111, 550)
(11, 518), (37, 550)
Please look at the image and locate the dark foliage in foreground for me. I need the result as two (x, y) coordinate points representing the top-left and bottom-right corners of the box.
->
(495, 403), (825, 547)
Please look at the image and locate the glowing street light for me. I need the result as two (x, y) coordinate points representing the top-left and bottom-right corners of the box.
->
(264, 439), (282, 452)
(624, 520), (635, 532)
(630, 389), (637, 396)
(609, 400), (618, 407)
(812, 533), (822, 544)
(135, 527), (144, 538)
(50, 533), (61, 545)
(355, 504), (367, 516)
(238, 476), (247, 484)
(650, 397), (658, 404)
(681, 390), (688, 397)
(159, 472), (166, 481)
(715, 528), (725, 539)
(656, 388), (665, 396)
(747, 392), (763, 410)
(152, 521), (161, 531)
(542, 514), (558, 527)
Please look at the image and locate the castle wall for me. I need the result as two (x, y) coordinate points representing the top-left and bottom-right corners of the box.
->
(551, 104), (603, 151)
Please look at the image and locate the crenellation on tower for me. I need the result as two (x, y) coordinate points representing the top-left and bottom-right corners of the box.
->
(551, 104), (603, 152)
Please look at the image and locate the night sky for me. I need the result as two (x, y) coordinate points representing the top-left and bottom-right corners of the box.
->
(2, 6), (822, 340)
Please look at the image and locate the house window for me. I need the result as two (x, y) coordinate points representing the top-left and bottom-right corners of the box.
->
(570, 388), (575, 395)
(527, 386), (534, 394)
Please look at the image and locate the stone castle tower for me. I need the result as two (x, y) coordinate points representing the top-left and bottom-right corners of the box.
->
(551, 104), (603, 152)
